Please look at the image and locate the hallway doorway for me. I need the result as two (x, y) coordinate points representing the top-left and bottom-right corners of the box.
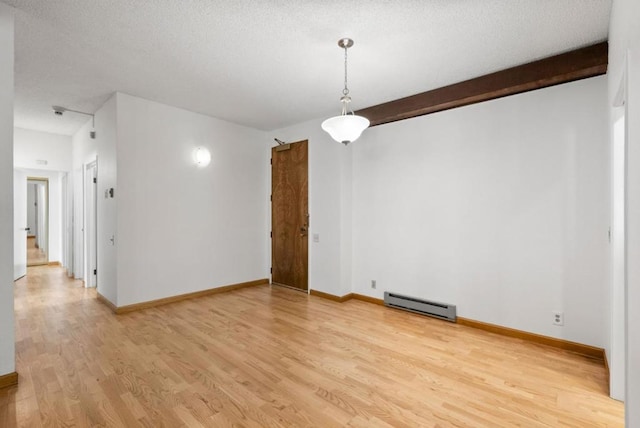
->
(26, 178), (49, 266)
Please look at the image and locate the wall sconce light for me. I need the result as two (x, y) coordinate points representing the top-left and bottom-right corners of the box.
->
(193, 147), (211, 167)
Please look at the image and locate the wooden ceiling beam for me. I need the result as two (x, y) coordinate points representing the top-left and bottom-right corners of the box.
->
(356, 41), (608, 127)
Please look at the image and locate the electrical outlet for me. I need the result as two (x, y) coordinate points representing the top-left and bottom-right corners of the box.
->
(371, 280), (376, 289)
(553, 311), (564, 326)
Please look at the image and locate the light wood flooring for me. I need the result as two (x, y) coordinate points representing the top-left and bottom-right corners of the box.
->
(26, 237), (47, 266)
(1, 265), (623, 427)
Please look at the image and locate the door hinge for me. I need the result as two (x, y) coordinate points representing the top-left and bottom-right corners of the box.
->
(93, 177), (97, 183)
(270, 231), (272, 238)
(270, 158), (272, 165)
(93, 269), (97, 275)
(270, 194), (272, 201)
(270, 267), (272, 274)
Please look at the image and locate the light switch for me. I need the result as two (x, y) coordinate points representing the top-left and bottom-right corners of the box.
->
(313, 233), (319, 243)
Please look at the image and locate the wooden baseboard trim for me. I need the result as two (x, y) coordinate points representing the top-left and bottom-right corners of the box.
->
(0, 372), (18, 389)
(603, 350), (610, 395)
(295, 288), (607, 362)
(272, 282), (309, 293)
(306, 290), (604, 361)
(47, 261), (61, 266)
(309, 291), (386, 306)
(309, 289), (352, 302)
(351, 293), (385, 305)
(96, 292), (118, 313)
(457, 317), (604, 360)
(114, 279), (269, 314)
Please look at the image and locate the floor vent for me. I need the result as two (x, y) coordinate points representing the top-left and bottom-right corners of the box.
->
(384, 292), (456, 322)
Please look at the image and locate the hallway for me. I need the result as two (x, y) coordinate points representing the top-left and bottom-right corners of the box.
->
(0, 266), (625, 427)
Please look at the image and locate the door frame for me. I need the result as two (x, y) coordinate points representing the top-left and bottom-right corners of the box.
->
(271, 139), (309, 292)
(608, 52), (629, 403)
(84, 160), (98, 288)
(26, 176), (49, 267)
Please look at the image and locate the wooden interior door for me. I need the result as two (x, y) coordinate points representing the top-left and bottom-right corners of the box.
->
(272, 140), (308, 291)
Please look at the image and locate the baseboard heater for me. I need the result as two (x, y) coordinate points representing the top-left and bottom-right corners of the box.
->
(384, 292), (456, 322)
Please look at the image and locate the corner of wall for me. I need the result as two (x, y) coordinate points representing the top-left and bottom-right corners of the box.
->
(94, 93), (118, 306)
(0, 1), (15, 376)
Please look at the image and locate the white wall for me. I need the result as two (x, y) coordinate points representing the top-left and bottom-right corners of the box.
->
(94, 95), (117, 302)
(609, 0), (640, 423)
(270, 119), (353, 297)
(350, 76), (608, 347)
(274, 78), (610, 349)
(114, 93), (269, 306)
(14, 127), (72, 172)
(72, 121), (97, 170)
(0, 2), (15, 377)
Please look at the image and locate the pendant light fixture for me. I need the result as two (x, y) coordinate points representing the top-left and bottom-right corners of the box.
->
(321, 38), (370, 145)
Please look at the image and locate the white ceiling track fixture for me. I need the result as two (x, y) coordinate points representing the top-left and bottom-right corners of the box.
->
(52, 105), (96, 139)
(321, 38), (369, 146)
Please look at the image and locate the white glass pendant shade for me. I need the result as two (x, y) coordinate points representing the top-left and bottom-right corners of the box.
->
(321, 114), (370, 145)
(322, 38), (369, 145)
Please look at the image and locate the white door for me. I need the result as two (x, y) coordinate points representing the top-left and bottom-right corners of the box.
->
(85, 162), (97, 288)
(13, 169), (27, 280)
(73, 168), (84, 279)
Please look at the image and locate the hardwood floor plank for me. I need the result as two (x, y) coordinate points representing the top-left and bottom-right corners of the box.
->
(15, 395), (42, 428)
(5, 265), (624, 427)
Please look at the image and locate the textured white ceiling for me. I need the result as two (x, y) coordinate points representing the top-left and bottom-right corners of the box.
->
(3, 0), (611, 136)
